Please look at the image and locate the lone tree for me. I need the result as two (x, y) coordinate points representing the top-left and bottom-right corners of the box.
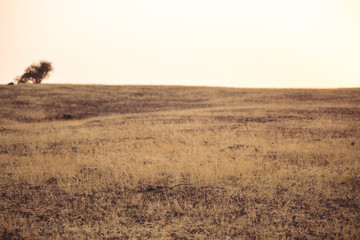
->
(15, 60), (53, 84)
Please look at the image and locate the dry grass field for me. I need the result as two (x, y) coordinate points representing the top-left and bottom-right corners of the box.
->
(0, 84), (359, 239)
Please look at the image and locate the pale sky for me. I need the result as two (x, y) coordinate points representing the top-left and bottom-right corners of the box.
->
(1, 0), (359, 88)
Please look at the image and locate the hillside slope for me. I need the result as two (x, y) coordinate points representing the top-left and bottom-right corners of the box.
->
(0, 84), (359, 122)
(0, 85), (359, 239)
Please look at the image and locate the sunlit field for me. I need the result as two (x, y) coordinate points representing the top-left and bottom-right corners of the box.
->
(1, 84), (359, 239)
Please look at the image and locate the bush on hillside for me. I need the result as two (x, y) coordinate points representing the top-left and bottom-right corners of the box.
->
(15, 60), (53, 84)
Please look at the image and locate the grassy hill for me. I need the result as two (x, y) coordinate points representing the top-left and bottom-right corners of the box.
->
(1, 84), (358, 122)
(1, 84), (359, 239)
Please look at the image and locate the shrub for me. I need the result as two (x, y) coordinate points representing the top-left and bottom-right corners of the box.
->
(15, 60), (53, 84)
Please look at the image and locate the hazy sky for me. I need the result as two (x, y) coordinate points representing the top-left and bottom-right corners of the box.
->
(1, 0), (359, 87)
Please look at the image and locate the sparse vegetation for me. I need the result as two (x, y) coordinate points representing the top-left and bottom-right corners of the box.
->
(14, 60), (53, 84)
(0, 85), (359, 239)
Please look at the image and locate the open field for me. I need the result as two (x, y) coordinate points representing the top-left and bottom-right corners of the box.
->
(0, 84), (359, 239)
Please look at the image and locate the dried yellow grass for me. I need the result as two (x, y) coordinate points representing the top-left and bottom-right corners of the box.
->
(0, 85), (359, 239)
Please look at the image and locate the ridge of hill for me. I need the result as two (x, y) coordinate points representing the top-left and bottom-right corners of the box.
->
(1, 84), (359, 123)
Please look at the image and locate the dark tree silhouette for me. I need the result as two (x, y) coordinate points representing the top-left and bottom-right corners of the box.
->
(15, 60), (53, 84)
